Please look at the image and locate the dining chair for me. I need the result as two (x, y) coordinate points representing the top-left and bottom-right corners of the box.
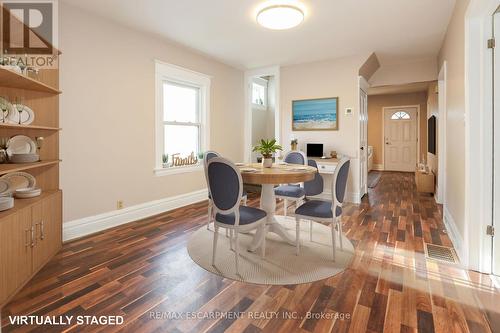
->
(274, 150), (307, 216)
(207, 157), (267, 275)
(294, 158), (350, 261)
(304, 159), (325, 240)
(203, 151), (247, 230)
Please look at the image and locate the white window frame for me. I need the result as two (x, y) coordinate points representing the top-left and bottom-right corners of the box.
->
(154, 60), (211, 176)
(252, 78), (268, 109)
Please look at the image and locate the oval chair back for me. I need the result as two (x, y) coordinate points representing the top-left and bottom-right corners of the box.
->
(203, 151), (220, 189)
(207, 157), (243, 225)
(304, 159), (324, 196)
(331, 158), (350, 213)
(284, 151), (307, 165)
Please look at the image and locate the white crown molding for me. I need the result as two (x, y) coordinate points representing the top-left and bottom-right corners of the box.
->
(63, 189), (208, 242)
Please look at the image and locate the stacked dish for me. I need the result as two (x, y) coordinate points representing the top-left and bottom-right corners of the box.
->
(0, 197), (14, 211)
(0, 172), (41, 204)
(9, 153), (39, 163)
(14, 187), (41, 199)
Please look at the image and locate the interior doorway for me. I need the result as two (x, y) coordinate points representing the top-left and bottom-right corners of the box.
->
(244, 67), (280, 162)
(383, 106), (418, 172)
(359, 77), (369, 197)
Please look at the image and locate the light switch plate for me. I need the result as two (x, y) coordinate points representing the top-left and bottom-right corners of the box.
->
(345, 108), (353, 115)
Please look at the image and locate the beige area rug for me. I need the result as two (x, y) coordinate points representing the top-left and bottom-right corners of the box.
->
(187, 216), (354, 285)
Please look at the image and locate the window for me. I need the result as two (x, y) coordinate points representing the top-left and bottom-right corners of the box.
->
(252, 78), (267, 107)
(155, 61), (210, 175)
(391, 111), (410, 120)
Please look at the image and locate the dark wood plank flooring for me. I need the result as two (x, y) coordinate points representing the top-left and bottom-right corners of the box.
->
(1, 172), (497, 332)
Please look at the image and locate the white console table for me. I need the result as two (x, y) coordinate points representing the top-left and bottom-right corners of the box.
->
(309, 158), (339, 199)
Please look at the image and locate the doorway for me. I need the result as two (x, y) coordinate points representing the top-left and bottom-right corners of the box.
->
(359, 78), (369, 197)
(383, 106), (418, 172)
(244, 67), (280, 162)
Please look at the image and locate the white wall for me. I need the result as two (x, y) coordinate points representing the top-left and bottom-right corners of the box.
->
(438, 0), (469, 245)
(280, 56), (367, 202)
(59, 3), (244, 222)
(370, 57), (438, 86)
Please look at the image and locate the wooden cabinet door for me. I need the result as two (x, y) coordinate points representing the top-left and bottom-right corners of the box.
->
(0, 210), (33, 306)
(33, 192), (62, 271)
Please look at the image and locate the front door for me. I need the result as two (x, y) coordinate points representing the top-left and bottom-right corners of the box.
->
(384, 107), (418, 172)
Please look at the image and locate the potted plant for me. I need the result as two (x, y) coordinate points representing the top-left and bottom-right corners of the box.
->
(162, 154), (169, 168)
(290, 138), (298, 151)
(253, 139), (283, 168)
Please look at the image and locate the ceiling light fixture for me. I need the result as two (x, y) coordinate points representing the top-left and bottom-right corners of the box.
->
(256, 5), (304, 30)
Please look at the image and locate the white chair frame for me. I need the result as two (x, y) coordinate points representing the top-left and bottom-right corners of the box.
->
(294, 158), (350, 261)
(275, 150), (307, 216)
(207, 157), (266, 276)
(203, 151), (247, 231)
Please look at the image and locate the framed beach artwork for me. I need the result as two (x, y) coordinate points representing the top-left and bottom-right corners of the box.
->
(292, 97), (339, 131)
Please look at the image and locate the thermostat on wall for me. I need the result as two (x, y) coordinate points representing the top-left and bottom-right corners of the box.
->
(345, 108), (353, 115)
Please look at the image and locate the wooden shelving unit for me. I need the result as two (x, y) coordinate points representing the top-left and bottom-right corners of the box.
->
(0, 160), (60, 175)
(0, 123), (61, 131)
(0, 67), (61, 94)
(0, 13), (62, 308)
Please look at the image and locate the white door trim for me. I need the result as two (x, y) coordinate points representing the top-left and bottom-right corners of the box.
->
(436, 62), (447, 205)
(382, 105), (420, 171)
(464, 0), (498, 273)
(244, 66), (281, 163)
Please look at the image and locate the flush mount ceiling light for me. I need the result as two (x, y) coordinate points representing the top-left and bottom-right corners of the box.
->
(257, 5), (304, 30)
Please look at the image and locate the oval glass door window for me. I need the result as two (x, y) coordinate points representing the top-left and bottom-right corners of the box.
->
(391, 111), (411, 120)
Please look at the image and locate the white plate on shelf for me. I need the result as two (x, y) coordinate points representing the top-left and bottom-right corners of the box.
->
(0, 197), (14, 211)
(1, 172), (36, 191)
(14, 187), (41, 198)
(7, 104), (34, 125)
(6, 135), (37, 155)
(0, 179), (11, 196)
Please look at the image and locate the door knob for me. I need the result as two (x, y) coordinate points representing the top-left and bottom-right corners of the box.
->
(360, 147), (364, 150)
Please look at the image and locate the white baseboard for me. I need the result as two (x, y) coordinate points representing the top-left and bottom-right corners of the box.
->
(372, 164), (384, 171)
(443, 206), (466, 264)
(63, 189), (208, 242)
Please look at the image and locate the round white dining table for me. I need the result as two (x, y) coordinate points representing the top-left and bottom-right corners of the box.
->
(238, 162), (317, 252)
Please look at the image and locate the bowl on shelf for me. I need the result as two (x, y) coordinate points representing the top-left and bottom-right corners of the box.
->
(14, 187), (41, 199)
(0, 196), (14, 211)
(9, 153), (39, 164)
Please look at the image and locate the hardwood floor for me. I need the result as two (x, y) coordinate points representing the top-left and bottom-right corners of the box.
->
(1, 172), (497, 332)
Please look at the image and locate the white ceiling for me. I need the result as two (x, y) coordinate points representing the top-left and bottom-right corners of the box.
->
(62, 0), (456, 69)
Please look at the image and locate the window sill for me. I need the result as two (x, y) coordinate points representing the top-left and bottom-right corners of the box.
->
(154, 164), (203, 177)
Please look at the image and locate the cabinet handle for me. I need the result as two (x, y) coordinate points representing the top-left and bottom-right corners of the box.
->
(40, 221), (45, 240)
(24, 229), (29, 247)
(30, 226), (35, 247)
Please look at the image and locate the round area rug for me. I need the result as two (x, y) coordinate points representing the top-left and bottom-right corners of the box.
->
(187, 216), (354, 285)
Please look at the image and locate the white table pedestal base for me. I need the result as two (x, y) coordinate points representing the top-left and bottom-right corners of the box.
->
(248, 184), (296, 252)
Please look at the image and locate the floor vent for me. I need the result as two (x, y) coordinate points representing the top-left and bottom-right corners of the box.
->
(425, 243), (459, 263)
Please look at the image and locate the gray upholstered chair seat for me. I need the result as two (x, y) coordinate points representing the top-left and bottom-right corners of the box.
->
(295, 200), (342, 218)
(216, 206), (266, 226)
(274, 185), (305, 198)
